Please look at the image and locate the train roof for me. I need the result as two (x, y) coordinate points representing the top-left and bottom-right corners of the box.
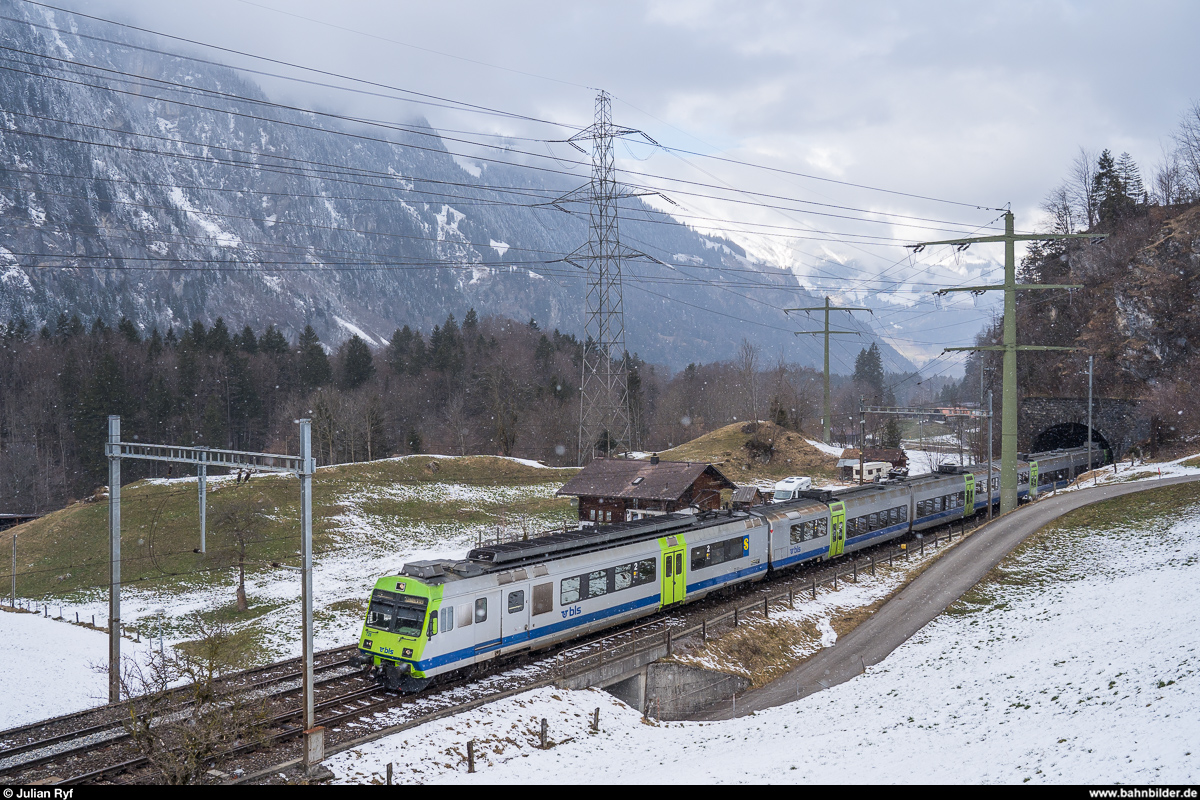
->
(400, 510), (755, 582)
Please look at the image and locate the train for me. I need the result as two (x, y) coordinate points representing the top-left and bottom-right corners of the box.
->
(351, 445), (1103, 691)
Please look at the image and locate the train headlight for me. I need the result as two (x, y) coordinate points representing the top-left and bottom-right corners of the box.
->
(363, 639), (373, 649)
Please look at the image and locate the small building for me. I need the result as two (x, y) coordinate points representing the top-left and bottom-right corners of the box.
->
(730, 485), (766, 510)
(837, 447), (908, 481)
(556, 455), (737, 525)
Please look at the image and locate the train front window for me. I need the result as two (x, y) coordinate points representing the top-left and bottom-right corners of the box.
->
(368, 590), (427, 636)
(393, 606), (425, 637)
(367, 600), (395, 632)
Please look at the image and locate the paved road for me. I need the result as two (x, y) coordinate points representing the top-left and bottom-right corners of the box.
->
(692, 474), (1200, 720)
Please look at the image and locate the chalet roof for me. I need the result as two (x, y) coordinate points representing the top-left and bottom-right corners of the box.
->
(731, 485), (763, 503)
(556, 458), (736, 502)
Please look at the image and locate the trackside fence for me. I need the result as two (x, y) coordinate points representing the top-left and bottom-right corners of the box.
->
(555, 522), (970, 678)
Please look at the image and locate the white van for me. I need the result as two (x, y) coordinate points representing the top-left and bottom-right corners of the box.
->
(771, 476), (812, 502)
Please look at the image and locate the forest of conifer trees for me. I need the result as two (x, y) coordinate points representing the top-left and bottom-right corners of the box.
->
(0, 308), (861, 514)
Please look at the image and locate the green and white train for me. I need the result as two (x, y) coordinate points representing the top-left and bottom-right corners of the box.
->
(353, 446), (1102, 691)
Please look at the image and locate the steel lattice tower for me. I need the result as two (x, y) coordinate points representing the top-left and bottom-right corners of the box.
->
(555, 92), (660, 464)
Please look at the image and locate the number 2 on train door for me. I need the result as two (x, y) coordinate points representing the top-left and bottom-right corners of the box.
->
(828, 501), (846, 558)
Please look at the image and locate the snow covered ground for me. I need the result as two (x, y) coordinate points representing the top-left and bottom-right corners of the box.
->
(0, 609), (155, 727)
(326, 475), (1200, 784)
(0, 457), (573, 730)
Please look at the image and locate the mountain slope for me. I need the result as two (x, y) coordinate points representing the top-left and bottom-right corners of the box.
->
(0, 1), (914, 371)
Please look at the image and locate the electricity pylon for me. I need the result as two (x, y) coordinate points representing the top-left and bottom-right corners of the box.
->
(913, 210), (1104, 514)
(552, 91), (663, 464)
(787, 296), (872, 444)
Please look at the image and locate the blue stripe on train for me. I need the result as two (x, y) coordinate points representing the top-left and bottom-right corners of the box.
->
(406, 592), (663, 671)
(686, 561), (768, 593)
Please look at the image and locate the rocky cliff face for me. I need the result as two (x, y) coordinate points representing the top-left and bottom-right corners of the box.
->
(1111, 204), (1200, 381)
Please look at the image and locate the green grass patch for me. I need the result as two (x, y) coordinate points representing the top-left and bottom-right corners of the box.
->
(659, 421), (838, 481)
(328, 598), (366, 616)
(3, 456), (578, 600)
(963, 481), (1200, 606)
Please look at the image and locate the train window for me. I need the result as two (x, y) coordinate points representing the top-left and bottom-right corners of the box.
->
(899, 505), (908, 522)
(587, 570), (609, 599)
(676, 553), (683, 574)
(367, 595), (396, 632)
(633, 559), (656, 586)
(560, 576), (581, 605)
(475, 598), (488, 623)
(691, 537), (745, 570)
(869, 512), (879, 530)
(789, 524), (804, 546)
(532, 582), (553, 616)
(457, 603), (472, 627)
(393, 604), (426, 638)
(816, 518), (828, 538)
(507, 591), (524, 614)
(440, 605), (454, 633)
(957, 491), (965, 507)
(916, 500), (926, 517)
(615, 564), (633, 591)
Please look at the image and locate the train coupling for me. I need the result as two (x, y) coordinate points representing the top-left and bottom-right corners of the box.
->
(383, 662), (412, 691)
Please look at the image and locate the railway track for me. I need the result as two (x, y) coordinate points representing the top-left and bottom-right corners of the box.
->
(3, 513), (985, 785)
(0, 643), (361, 781)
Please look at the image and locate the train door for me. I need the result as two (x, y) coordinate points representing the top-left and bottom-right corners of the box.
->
(828, 501), (846, 558)
(473, 590), (502, 656)
(660, 535), (687, 607)
(1029, 461), (1039, 499)
(965, 473), (975, 515)
(501, 585), (530, 646)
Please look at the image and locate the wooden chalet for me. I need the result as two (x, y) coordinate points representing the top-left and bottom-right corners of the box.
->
(556, 455), (737, 525)
(730, 485), (766, 510)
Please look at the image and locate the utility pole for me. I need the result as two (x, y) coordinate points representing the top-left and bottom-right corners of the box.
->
(108, 415), (121, 703)
(1087, 355), (1094, 477)
(555, 91), (661, 464)
(988, 390), (994, 519)
(858, 395), (865, 484)
(787, 296), (872, 444)
(913, 210), (1104, 514)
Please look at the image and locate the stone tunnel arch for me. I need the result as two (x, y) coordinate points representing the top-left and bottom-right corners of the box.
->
(1030, 422), (1112, 460)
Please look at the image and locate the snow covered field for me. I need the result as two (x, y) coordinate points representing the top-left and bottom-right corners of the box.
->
(327, 479), (1200, 784)
(0, 610), (154, 727)
(0, 456), (572, 729)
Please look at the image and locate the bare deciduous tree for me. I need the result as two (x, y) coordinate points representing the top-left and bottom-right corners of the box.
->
(1069, 146), (1100, 229)
(214, 495), (268, 613)
(118, 615), (267, 785)
(737, 338), (760, 424)
(1173, 101), (1200, 198)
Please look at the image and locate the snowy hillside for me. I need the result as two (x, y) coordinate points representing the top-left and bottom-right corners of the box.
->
(327, 477), (1200, 784)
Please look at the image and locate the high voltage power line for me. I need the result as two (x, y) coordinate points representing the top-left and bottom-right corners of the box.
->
(0, 0), (1027, 374)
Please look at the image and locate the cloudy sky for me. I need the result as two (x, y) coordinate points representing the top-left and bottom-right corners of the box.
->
(34, 0), (1200, 362)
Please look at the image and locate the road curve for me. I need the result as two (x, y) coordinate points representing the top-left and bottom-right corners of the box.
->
(692, 474), (1200, 720)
